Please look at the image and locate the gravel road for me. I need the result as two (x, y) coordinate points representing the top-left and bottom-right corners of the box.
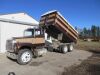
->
(0, 50), (92, 75)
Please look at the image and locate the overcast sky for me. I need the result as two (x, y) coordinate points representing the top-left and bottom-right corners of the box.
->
(0, 0), (100, 28)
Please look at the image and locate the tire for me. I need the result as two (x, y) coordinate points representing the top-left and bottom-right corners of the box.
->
(17, 49), (33, 65)
(68, 44), (73, 52)
(61, 45), (68, 54)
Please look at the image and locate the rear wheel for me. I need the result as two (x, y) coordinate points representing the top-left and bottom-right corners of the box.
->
(68, 44), (73, 52)
(17, 49), (33, 65)
(61, 45), (68, 54)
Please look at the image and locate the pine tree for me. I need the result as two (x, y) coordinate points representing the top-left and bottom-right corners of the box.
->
(91, 25), (96, 39)
(83, 27), (88, 38)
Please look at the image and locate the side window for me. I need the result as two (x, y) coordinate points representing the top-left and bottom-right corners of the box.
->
(35, 31), (41, 36)
(41, 29), (44, 35)
(34, 28), (44, 36)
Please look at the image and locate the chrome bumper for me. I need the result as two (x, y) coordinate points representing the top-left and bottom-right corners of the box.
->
(6, 51), (17, 59)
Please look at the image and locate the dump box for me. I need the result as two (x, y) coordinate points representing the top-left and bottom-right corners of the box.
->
(39, 10), (78, 43)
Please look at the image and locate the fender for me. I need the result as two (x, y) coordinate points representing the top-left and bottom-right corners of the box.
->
(14, 42), (45, 53)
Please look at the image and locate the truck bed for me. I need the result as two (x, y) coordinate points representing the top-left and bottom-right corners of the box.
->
(39, 10), (78, 43)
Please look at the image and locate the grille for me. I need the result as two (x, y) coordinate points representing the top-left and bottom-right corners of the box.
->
(6, 40), (14, 51)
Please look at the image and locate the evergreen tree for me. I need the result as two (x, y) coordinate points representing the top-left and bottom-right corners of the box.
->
(79, 25), (100, 39)
(83, 27), (88, 37)
(97, 26), (100, 38)
(91, 25), (96, 38)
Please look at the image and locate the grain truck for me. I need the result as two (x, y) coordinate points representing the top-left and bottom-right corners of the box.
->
(6, 10), (78, 65)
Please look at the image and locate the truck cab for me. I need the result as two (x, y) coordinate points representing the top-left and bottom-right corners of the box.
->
(6, 27), (47, 65)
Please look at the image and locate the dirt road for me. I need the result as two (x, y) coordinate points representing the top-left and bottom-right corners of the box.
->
(0, 50), (92, 75)
(62, 52), (100, 75)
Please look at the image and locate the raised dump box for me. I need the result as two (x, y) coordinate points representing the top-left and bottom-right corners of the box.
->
(39, 10), (78, 43)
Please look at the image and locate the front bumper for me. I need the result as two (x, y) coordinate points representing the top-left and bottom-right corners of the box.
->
(6, 51), (17, 59)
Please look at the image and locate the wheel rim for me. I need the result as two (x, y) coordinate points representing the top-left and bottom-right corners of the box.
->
(21, 51), (31, 63)
(63, 46), (68, 53)
(70, 45), (73, 51)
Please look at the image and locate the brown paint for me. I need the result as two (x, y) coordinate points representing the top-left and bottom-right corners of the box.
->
(15, 37), (45, 45)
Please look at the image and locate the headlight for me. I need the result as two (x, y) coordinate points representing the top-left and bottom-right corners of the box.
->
(12, 40), (17, 44)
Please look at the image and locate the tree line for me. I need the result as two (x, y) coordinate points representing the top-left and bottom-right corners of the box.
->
(76, 25), (100, 40)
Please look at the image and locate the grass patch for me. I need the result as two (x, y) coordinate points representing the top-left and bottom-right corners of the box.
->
(74, 39), (100, 52)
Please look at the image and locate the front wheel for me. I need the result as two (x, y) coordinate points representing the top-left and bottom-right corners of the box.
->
(17, 49), (33, 65)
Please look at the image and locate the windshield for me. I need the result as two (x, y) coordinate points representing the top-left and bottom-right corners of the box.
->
(24, 29), (34, 36)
